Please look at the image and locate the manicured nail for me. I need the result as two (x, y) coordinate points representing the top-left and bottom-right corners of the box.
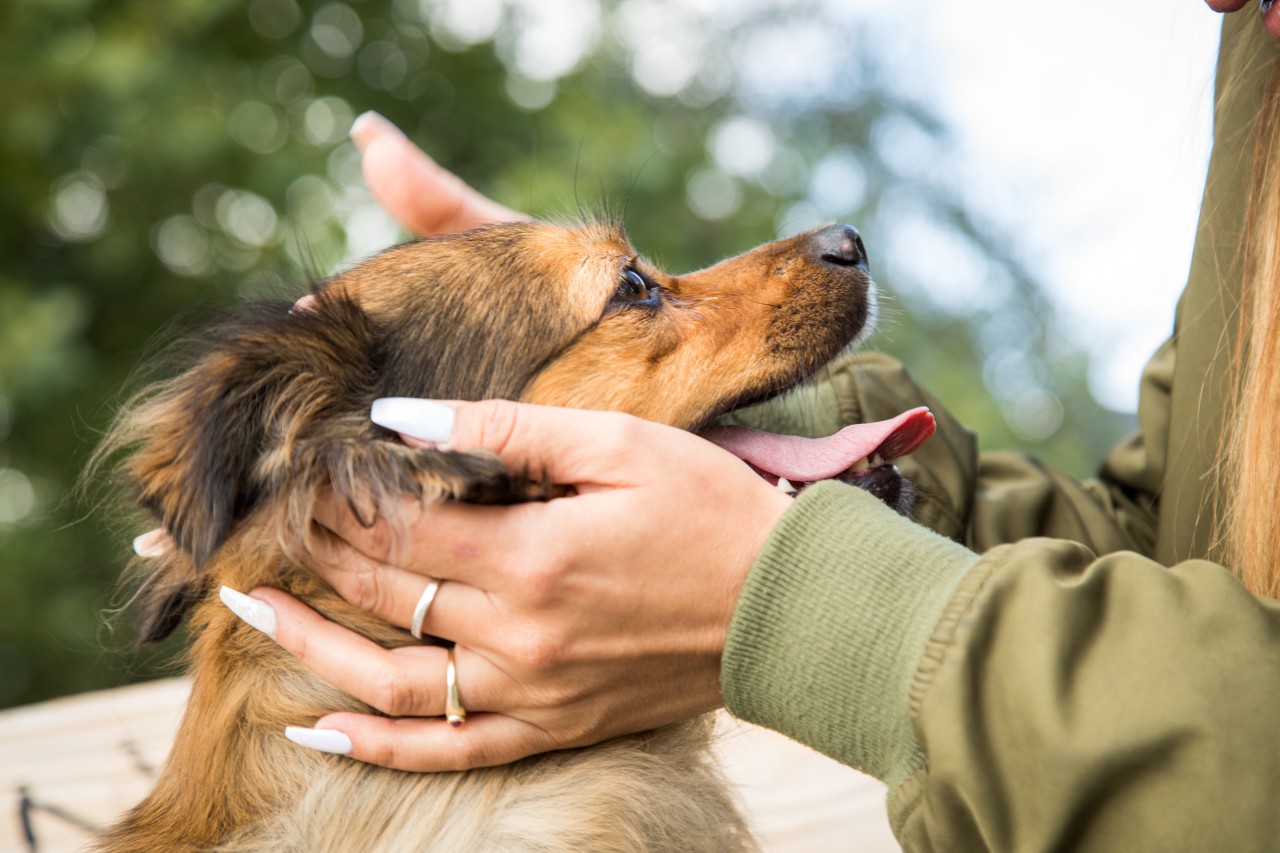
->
(219, 586), (277, 638)
(132, 528), (173, 558)
(371, 398), (455, 443)
(285, 726), (352, 755)
(290, 293), (317, 315)
(350, 110), (405, 152)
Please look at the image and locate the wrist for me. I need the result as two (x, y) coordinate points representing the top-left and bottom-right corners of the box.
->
(715, 481), (793, 662)
(721, 481), (977, 787)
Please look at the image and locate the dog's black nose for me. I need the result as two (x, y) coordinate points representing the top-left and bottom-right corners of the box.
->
(815, 224), (868, 268)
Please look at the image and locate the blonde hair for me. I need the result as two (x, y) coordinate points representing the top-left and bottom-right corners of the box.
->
(1223, 54), (1280, 597)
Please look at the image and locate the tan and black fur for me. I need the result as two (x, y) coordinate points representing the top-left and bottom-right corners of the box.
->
(93, 219), (876, 852)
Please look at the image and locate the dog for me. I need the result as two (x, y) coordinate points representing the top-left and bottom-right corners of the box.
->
(92, 218), (933, 852)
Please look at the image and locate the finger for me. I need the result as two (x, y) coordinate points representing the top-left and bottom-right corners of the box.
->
(300, 525), (437, 623)
(132, 527), (173, 557)
(373, 397), (694, 489)
(243, 586), (453, 716)
(1204, 0), (1250, 11)
(350, 111), (520, 236)
(308, 485), (548, 587)
(295, 541), (501, 640)
(294, 711), (558, 772)
(227, 587), (516, 719)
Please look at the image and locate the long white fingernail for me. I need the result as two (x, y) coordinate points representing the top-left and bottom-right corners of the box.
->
(371, 398), (455, 443)
(133, 528), (173, 557)
(350, 110), (405, 152)
(219, 586), (277, 638)
(285, 726), (353, 755)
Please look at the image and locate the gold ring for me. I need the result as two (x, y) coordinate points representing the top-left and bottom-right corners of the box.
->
(446, 647), (466, 727)
(410, 578), (442, 640)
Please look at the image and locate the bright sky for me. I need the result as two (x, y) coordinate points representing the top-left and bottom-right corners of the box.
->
(375, 0), (1226, 412)
(914, 3), (1222, 411)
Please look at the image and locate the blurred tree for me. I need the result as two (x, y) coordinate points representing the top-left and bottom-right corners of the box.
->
(0, 0), (1130, 708)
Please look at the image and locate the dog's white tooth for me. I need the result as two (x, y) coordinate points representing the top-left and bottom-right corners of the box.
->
(849, 457), (870, 475)
(776, 477), (793, 493)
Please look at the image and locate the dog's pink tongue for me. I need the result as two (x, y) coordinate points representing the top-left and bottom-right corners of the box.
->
(702, 407), (935, 482)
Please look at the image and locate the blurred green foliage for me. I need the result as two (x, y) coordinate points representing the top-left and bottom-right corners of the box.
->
(0, 0), (1130, 708)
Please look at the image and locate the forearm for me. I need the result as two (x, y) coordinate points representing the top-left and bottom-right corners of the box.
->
(721, 482), (975, 789)
(723, 483), (1280, 850)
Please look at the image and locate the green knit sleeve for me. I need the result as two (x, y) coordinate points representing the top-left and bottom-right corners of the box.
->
(723, 487), (1280, 850)
(720, 481), (978, 790)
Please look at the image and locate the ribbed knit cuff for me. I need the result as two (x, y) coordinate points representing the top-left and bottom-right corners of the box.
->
(721, 480), (978, 790)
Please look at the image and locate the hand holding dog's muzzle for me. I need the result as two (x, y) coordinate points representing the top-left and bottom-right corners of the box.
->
(229, 399), (792, 772)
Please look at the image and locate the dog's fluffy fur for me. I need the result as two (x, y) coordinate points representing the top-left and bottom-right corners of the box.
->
(92, 219), (875, 852)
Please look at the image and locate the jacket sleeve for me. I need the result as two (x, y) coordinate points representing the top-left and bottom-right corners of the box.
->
(721, 337), (1280, 848)
(722, 485), (1280, 851)
(727, 471), (1280, 850)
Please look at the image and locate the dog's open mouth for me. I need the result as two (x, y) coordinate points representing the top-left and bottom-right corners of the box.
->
(701, 407), (936, 499)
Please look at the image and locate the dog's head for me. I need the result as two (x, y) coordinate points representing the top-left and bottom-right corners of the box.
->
(103, 219), (930, 643)
(327, 219), (877, 424)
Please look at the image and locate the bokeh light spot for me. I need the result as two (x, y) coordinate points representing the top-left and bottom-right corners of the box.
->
(0, 469), (36, 525)
(686, 168), (741, 221)
(216, 190), (280, 248)
(153, 215), (213, 277)
(48, 173), (109, 243)
(710, 116), (775, 179)
(229, 101), (287, 154)
(312, 2), (364, 59)
(249, 0), (302, 39)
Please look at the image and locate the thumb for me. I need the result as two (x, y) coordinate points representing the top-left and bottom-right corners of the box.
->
(370, 397), (669, 487)
(350, 111), (520, 236)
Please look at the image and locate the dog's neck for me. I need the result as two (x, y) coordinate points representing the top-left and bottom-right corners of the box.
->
(104, 529), (410, 851)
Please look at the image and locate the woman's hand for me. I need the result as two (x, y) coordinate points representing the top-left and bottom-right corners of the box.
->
(240, 399), (792, 771)
(349, 110), (521, 235)
(1204, 0), (1280, 38)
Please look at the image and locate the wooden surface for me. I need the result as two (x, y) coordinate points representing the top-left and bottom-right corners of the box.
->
(0, 678), (190, 853)
(0, 678), (898, 852)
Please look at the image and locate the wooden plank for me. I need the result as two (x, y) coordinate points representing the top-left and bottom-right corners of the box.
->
(0, 679), (188, 853)
(0, 680), (901, 853)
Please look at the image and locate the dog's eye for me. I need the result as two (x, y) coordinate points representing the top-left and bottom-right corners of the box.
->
(615, 268), (659, 306)
(619, 269), (649, 301)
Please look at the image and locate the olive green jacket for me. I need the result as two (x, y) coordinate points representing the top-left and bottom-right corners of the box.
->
(721, 17), (1280, 852)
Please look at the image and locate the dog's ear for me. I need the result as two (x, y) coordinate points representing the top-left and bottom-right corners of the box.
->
(273, 415), (543, 541)
(104, 299), (380, 641)
(106, 296), (545, 644)
(130, 551), (205, 646)
(117, 301), (352, 568)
